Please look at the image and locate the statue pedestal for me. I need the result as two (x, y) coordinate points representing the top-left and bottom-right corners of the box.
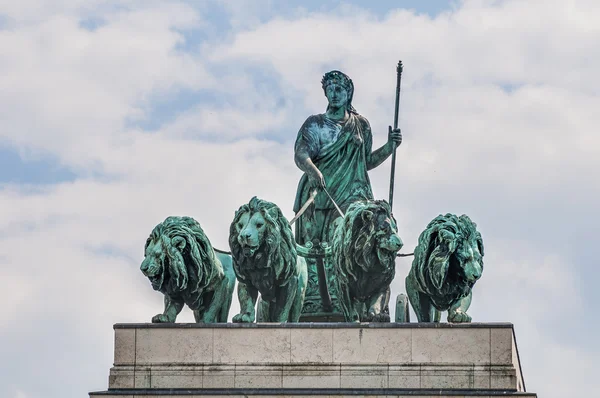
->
(90, 323), (537, 397)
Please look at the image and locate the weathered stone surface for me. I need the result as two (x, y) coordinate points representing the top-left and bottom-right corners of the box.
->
(332, 328), (411, 364)
(95, 323), (535, 397)
(202, 365), (235, 388)
(108, 366), (134, 389)
(420, 366), (472, 389)
(512, 331), (526, 392)
(491, 367), (519, 390)
(213, 327), (291, 363)
(411, 328), (490, 364)
(150, 367), (203, 388)
(291, 328), (333, 363)
(340, 365), (388, 388)
(114, 328), (135, 366)
(491, 328), (513, 365)
(473, 365), (491, 389)
(283, 365), (341, 388)
(135, 328), (213, 365)
(388, 365), (420, 389)
(91, 395), (536, 398)
(234, 365), (284, 388)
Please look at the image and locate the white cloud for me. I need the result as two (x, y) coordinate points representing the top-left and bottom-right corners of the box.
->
(0, 1), (599, 397)
(0, 1), (211, 168)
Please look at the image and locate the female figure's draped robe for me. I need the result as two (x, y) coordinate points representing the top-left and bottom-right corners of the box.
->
(293, 112), (374, 246)
(294, 112), (375, 317)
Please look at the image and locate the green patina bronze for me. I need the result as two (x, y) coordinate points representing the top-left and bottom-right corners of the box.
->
(405, 213), (484, 323)
(134, 64), (499, 328)
(332, 200), (403, 322)
(293, 70), (402, 320)
(140, 216), (236, 323)
(229, 197), (308, 323)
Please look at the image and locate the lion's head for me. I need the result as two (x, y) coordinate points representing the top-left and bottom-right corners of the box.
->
(333, 200), (404, 284)
(229, 197), (296, 293)
(140, 216), (219, 297)
(412, 213), (484, 307)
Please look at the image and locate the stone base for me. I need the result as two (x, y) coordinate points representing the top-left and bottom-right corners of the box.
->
(90, 323), (536, 397)
(91, 389), (538, 397)
(299, 312), (345, 322)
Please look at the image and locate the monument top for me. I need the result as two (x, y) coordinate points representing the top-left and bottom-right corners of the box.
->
(113, 321), (517, 329)
(95, 322), (533, 397)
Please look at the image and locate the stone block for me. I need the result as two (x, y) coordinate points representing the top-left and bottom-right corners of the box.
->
(333, 328), (411, 364)
(491, 367), (518, 389)
(340, 365), (388, 388)
(291, 328), (333, 363)
(150, 367), (203, 388)
(491, 328), (513, 365)
(98, 323), (534, 397)
(420, 365), (472, 389)
(512, 332), (525, 391)
(114, 328), (135, 365)
(202, 365), (235, 388)
(473, 365), (491, 389)
(282, 365), (341, 388)
(388, 365), (420, 388)
(135, 328), (213, 365)
(213, 328), (291, 364)
(108, 366), (134, 389)
(411, 328), (490, 364)
(133, 370), (150, 388)
(92, 396), (133, 398)
(234, 365), (283, 388)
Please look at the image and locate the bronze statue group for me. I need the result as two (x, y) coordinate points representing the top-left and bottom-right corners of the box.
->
(140, 70), (485, 324)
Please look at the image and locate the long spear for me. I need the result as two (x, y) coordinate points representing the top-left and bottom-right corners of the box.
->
(389, 60), (403, 209)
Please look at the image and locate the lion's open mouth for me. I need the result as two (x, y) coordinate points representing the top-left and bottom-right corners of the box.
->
(149, 276), (161, 287)
(242, 245), (259, 257)
(144, 266), (161, 278)
(376, 246), (396, 265)
(146, 272), (165, 290)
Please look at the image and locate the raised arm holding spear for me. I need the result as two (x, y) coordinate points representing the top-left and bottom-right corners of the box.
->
(389, 60), (403, 209)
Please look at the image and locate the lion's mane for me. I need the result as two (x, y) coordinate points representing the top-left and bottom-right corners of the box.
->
(229, 197), (296, 289)
(412, 213), (484, 309)
(145, 216), (218, 296)
(333, 200), (396, 287)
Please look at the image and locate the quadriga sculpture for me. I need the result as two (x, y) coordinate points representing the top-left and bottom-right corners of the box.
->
(332, 200), (403, 322)
(229, 197), (308, 323)
(140, 216), (236, 323)
(406, 213), (484, 323)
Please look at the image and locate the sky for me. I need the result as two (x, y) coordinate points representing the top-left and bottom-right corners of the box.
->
(0, 0), (598, 397)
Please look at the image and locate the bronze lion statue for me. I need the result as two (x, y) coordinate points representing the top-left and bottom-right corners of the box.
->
(405, 213), (484, 323)
(229, 197), (308, 323)
(332, 200), (404, 322)
(140, 216), (236, 323)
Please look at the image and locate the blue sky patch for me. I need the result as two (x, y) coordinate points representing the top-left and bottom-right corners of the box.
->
(78, 16), (107, 32)
(0, 147), (77, 184)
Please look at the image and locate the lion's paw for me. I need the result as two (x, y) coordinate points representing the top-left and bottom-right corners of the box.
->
(372, 313), (391, 323)
(232, 313), (255, 323)
(152, 314), (172, 323)
(364, 311), (390, 323)
(447, 310), (472, 323)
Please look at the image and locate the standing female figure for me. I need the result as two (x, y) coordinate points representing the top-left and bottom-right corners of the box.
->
(293, 70), (402, 318)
